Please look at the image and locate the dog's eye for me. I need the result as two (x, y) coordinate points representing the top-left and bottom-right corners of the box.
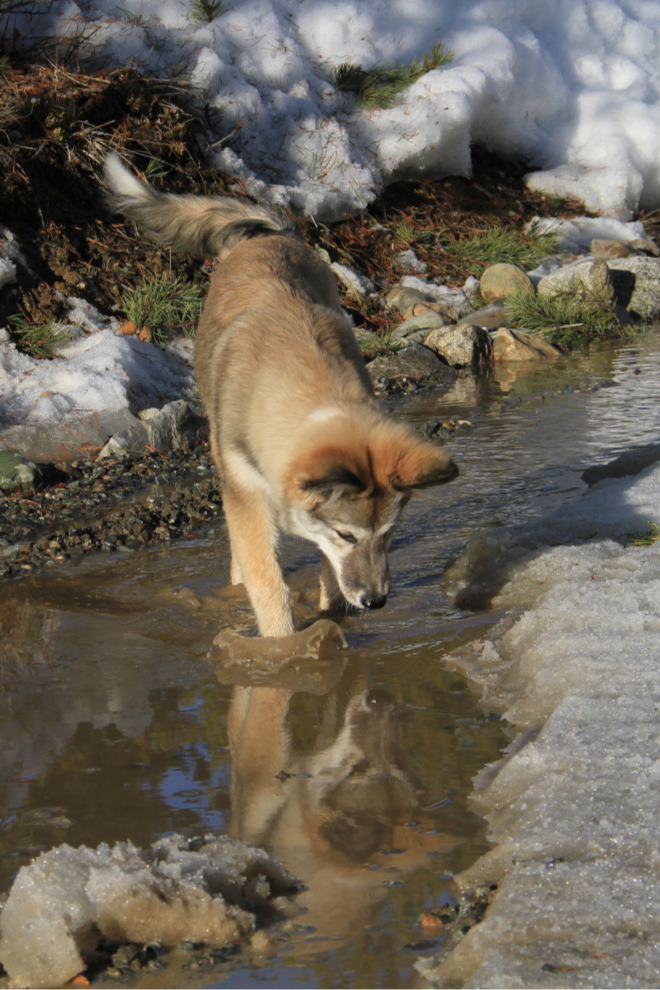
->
(335, 530), (357, 544)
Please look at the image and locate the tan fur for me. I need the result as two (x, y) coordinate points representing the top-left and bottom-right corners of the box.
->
(104, 155), (458, 636)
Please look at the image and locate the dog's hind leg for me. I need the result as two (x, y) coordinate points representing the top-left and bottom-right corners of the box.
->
(222, 483), (294, 637)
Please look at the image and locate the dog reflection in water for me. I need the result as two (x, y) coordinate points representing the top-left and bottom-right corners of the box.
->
(228, 666), (457, 949)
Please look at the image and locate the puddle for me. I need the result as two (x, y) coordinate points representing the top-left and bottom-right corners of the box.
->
(1, 332), (660, 988)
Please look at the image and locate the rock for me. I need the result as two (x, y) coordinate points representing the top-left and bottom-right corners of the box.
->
(330, 262), (375, 296)
(538, 255), (660, 318)
(605, 257), (660, 320)
(480, 264), (534, 303)
(629, 237), (660, 257)
(424, 325), (492, 367)
(393, 249), (428, 274)
(353, 328), (380, 350)
(413, 300), (459, 323)
(366, 343), (457, 384)
(98, 400), (208, 459)
(384, 286), (431, 314)
(457, 300), (508, 331)
(590, 239), (631, 259)
(391, 312), (445, 341)
(314, 245), (331, 265)
(491, 328), (562, 362)
(537, 258), (615, 302)
(0, 451), (44, 492)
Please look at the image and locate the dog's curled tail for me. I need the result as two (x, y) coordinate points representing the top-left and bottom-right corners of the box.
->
(103, 153), (296, 259)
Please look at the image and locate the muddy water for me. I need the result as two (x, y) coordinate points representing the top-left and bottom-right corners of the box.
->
(1, 332), (660, 989)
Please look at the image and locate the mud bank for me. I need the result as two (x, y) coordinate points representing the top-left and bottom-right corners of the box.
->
(418, 454), (660, 988)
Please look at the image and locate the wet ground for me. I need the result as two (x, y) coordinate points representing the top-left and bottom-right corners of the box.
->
(1, 331), (660, 989)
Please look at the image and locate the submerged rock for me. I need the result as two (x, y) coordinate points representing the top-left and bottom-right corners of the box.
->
(0, 833), (298, 989)
(492, 328), (562, 362)
(366, 343), (457, 384)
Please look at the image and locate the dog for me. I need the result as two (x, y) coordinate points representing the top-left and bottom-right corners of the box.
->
(104, 154), (458, 636)
(227, 668), (458, 949)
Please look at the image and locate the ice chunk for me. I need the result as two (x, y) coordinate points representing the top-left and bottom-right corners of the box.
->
(0, 834), (298, 989)
(422, 461), (660, 987)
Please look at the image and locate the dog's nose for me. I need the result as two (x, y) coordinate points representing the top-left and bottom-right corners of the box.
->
(361, 592), (387, 610)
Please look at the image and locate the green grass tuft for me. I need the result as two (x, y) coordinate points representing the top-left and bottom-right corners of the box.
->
(120, 273), (205, 344)
(627, 522), (660, 547)
(189, 0), (226, 24)
(8, 315), (69, 358)
(443, 227), (560, 275)
(331, 42), (454, 111)
(503, 280), (621, 344)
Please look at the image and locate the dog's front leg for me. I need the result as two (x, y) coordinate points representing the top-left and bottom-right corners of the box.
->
(222, 483), (294, 637)
(319, 553), (341, 612)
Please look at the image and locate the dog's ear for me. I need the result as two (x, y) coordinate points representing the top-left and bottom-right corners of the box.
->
(286, 448), (367, 506)
(386, 441), (458, 491)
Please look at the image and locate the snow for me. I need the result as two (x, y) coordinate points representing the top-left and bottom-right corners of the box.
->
(0, 833), (297, 989)
(418, 457), (660, 988)
(0, 288), (197, 458)
(6, 0), (660, 220)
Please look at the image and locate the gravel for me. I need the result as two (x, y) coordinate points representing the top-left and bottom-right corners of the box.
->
(0, 444), (222, 580)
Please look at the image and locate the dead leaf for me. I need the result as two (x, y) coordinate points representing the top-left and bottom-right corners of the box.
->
(117, 320), (138, 335)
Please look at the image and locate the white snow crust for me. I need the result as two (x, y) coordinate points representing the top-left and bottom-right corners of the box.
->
(0, 833), (297, 989)
(419, 460), (660, 988)
(6, 0), (660, 219)
(0, 278), (197, 456)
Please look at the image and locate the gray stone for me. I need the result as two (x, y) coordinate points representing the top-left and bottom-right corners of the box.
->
(0, 451), (44, 492)
(605, 257), (660, 320)
(424, 325), (492, 367)
(391, 312), (444, 341)
(538, 255), (660, 319)
(314, 245), (332, 265)
(457, 300), (508, 331)
(537, 258), (615, 301)
(330, 262), (375, 296)
(629, 237), (660, 257)
(366, 343), (457, 384)
(590, 238), (631, 259)
(480, 264), (534, 303)
(99, 400), (207, 459)
(384, 286), (431, 313)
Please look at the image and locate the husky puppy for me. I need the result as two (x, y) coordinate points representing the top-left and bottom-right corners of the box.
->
(104, 154), (458, 636)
